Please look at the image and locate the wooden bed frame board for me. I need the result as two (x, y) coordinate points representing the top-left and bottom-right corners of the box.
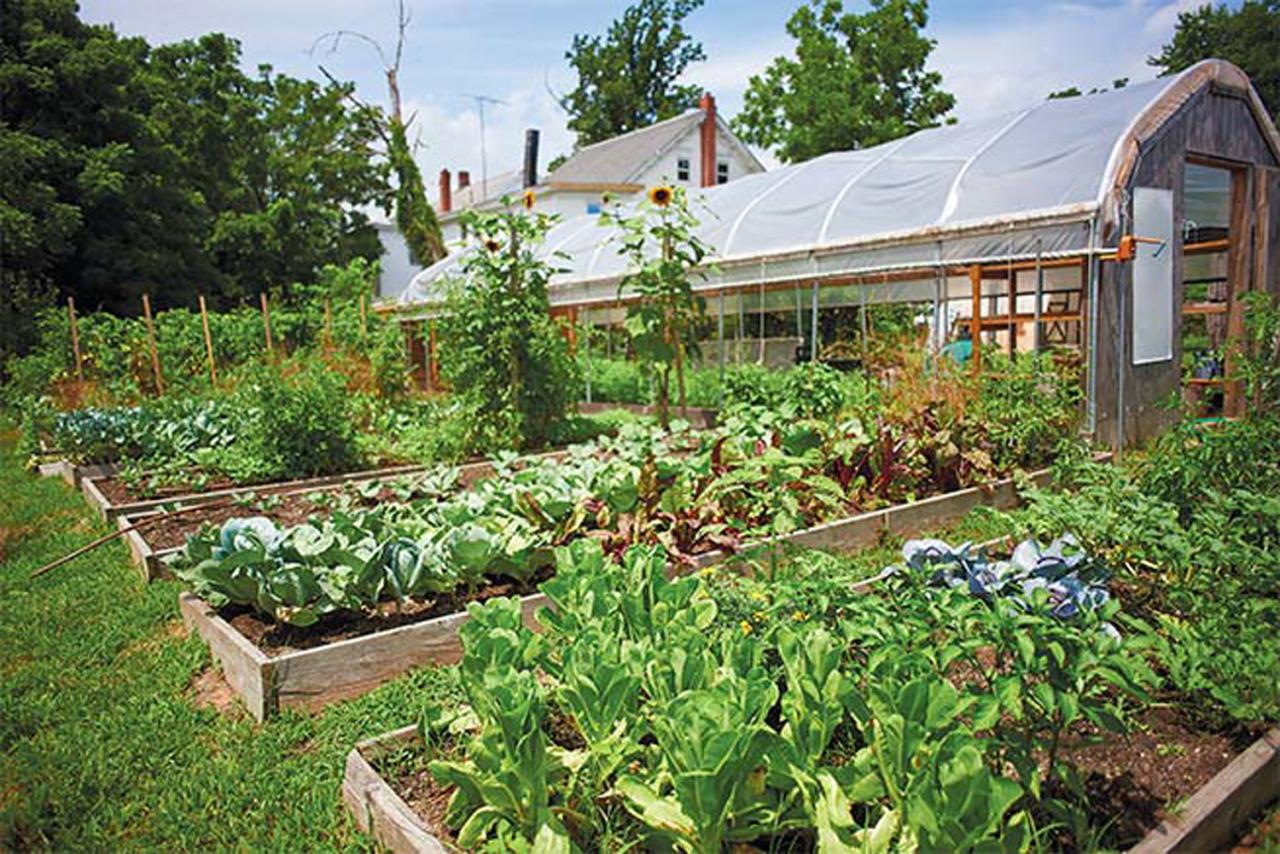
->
(1130, 727), (1280, 853)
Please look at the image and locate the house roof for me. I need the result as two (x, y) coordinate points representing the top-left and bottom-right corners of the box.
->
(548, 109), (706, 184)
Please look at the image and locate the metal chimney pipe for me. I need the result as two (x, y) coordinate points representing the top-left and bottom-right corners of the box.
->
(523, 129), (539, 189)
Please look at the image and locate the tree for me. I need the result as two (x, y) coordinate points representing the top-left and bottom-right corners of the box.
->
(561, 0), (706, 147)
(732, 0), (954, 164)
(1149, 0), (1279, 119)
(314, 0), (446, 267)
(1047, 78), (1128, 100)
(0, 0), (391, 324)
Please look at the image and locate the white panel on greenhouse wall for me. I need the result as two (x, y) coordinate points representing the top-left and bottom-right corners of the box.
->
(1132, 187), (1175, 365)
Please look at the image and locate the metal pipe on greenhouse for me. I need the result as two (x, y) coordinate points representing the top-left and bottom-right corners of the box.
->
(717, 290), (725, 408)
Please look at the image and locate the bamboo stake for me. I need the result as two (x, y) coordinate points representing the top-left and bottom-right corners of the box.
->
(30, 501), (211, 579)
(198, 294), (217, 384)
(260, 292), (274, 355)
(969, 265), (983, 373)
(141, 294), (164, 395)
(359, 294), (368, 340)
(67, 297), (84, 382)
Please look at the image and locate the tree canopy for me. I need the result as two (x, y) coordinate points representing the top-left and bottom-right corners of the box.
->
(1149, 0), (1279, 120)
(0, 0), (390, 322)
(561, 0), (706, 148)
(732, 0), (954, 165)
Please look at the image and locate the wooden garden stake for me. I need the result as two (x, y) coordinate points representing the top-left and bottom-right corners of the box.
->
(198, 294), (217, 384)
(141, 294), (164, 395)
(260, 292), (274, 355)
(67, 297), (84, 382)
(359, 294), (368, 340)
(969, 264), (983, 372)
(324, 299), (334, 352)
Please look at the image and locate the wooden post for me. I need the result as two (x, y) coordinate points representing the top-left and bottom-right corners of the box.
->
(141, 294), (164, 395)
(324, 299), (334, 352)
(565, 307), (579, 356)
(1223, 168), (1253, 418)
(66, 296), (85, 382)
(359, 294), (368, 340)
(1007, 269), (1017, 358)
(1253, 171), (1272, 413)
(260, 293), (274, 355)
(198, 294), (217, 384)
(426, 321), (438, 391)
(969, 265), (983, 372)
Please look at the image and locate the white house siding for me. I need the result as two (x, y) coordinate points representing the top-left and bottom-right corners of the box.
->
(641, 125), (760, 190)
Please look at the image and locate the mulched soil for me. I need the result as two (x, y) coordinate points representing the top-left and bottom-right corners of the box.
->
(393, 767), (459, 848)
(1057, 706), (1263, 847)
(223, 566), (552, 656)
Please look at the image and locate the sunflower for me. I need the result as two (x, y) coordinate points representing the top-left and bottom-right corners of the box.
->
(522, 189), (536, 210)
(648, 185), (673, 207)
(483, 238), (501, 253)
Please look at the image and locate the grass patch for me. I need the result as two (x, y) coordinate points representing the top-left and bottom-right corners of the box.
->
(0, 434), (460, 850)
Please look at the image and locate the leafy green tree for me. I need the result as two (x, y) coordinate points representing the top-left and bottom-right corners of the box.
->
(732, 0), (954, 164)
(561, 0), (706, 148)
(0, 0), (390, 332)
(1149, 0), (1280, 119)
(1047, 78), (1128, 100)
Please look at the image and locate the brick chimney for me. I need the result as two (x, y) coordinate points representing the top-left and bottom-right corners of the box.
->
(438, 168), (452, 213)
(699, 92), (716, 188)
(457, 170), (471, 191)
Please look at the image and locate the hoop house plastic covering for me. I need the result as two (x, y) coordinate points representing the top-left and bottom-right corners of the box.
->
(398, 71), (1188, 311)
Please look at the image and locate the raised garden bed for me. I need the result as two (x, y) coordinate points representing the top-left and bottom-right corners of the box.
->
(577, 400), (718, 429)
(114, 450), (570, 581)
(35, 458), (119, 488)
(341, 722), (1278, 854)
(81, 461), (431, 522)
(177, 461), (1078, 720)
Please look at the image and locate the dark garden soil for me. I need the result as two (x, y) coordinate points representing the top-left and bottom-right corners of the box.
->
(143, 489), (359, 551)
(392, 767), (459, 848)
(223, 566), (554, 656)
(1060, 706), (1263, 847)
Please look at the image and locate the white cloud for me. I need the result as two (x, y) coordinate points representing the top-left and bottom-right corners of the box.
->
(930, 0), (1189, 122)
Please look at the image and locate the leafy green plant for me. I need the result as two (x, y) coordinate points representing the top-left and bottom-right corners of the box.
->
(603, 186), (710, 428)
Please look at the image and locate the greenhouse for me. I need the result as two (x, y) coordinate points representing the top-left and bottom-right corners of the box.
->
(397, 59), (1280, 447)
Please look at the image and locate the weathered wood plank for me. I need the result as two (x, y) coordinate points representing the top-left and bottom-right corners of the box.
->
(343, 727), (445, 854)
(274, 593), (545, 712)
(1130, 727), (1280, 853)
(178, 592), (274, 721)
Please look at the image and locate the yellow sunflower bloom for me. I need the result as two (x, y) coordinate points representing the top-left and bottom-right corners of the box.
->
(648, 185), (673, 207)
(483, 238), (501, 253)
(522, 189), (536, 210)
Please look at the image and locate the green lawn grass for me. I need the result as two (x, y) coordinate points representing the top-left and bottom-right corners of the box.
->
(0, 432), (460, 851)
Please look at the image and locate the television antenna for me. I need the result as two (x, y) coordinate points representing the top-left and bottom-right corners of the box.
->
(462, 93), (507, 199)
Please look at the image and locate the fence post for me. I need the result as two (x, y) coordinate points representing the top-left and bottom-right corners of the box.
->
(260, 292), (274, 355)
(142, 294), (165, 395)
(67, 297), (84, 382)
(198, 294), (217, 384)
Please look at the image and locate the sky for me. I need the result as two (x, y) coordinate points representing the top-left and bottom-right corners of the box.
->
(79, 0), (1212, 204)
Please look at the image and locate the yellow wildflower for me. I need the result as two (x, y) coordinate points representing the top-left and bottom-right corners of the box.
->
(522, 189), (536, 210)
